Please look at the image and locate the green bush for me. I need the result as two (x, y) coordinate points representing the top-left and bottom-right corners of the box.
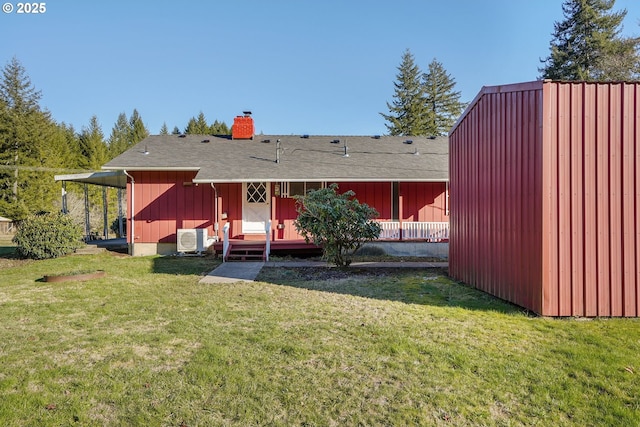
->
(12, 212), (83, 259)
(294, 184), (381, 267)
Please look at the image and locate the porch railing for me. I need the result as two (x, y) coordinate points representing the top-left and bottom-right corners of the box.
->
(376, 221), (449, 242)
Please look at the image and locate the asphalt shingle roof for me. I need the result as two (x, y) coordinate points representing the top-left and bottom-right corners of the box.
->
(102, 134), (449, 183)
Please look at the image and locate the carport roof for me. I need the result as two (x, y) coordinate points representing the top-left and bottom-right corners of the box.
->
(54, 171), (127, 189)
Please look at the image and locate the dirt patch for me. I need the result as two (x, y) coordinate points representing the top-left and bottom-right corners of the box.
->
(0, 257), (31, 270)
(293, 267), (390, 281)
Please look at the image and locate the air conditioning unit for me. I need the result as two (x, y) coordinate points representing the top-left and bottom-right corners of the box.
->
(177, 228), (208, 254)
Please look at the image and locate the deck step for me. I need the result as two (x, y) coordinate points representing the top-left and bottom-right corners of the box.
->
(225, 242), (267, 262)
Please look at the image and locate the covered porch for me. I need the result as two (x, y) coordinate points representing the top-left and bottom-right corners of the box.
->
(214, 220), (449, 261)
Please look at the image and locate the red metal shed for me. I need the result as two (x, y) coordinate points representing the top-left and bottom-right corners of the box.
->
(449, 80), (640, 317)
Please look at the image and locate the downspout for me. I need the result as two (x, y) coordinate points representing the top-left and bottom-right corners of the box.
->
(123, 170), (135, 254)
(210, 183), (219, 241)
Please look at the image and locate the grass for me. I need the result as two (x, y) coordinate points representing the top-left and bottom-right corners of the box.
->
(0, 245), (639, 426)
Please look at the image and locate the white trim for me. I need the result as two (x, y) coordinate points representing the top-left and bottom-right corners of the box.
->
(242, 182), (270, 234)
(193, 178), (449, 184)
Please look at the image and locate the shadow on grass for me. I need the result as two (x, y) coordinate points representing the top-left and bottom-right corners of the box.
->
(256, 266), (527, 315)
(152, 254), (221, 276)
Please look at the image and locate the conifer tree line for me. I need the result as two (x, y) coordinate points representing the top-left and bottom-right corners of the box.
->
(0, 56), (231, 223)
(381, 50), (466, 137)
(2, 0), (639, 225)
(539, 0), (640, 81)
(382, 1), (640, 137)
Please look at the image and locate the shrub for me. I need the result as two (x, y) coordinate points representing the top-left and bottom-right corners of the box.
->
(13, 212), (83, 259)
(294, 184), (381, 267)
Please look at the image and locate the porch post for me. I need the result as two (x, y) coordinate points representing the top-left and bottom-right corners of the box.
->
(118, 188), (124, 237)
(398, 193), (404, 241)
(61, 181), (68, 214)
(271, 191), (276, 241)
(84, 184), (90, 240)
(102, 187), (108, 239)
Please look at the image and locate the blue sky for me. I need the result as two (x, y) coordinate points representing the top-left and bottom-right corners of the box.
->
(1, 0), (639, 136)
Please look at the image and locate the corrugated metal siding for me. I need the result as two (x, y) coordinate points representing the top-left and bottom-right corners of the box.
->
(450, 82), (544, 314)
(451, 80), (640, 317)
(542, 82), (640, 316)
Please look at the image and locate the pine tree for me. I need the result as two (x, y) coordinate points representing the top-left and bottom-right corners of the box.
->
(0, 57), (60, 219)
(210, 119), (230, 135)
(129, 109), (149, 144)
(171, 126), (181, 135)
(185, 112), (211, 134)
(422, 59), (466, 136)
(159, 122), (169, 135)
(539, 0), (640, 81)
(380, 49), (428, 136)
(78, 115), (107, 170)
(108, 112), (132, 158)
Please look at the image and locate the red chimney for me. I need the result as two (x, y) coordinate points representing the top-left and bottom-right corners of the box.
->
(232, 111), (254, 140)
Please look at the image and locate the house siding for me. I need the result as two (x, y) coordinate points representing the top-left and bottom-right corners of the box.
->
(128, 175), (449, 246)
(130, 171), (214, 243)
(450, 80), (640, 317)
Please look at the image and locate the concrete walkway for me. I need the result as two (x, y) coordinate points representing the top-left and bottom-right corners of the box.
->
(200, 260), (448, 284)
(199, 261), (265, 284)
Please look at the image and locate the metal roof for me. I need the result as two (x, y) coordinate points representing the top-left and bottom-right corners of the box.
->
(102, 134), (449, 183)
(54, 171), (128, 189)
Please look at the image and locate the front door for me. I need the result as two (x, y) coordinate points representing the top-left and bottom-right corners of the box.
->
(242, 182), (270, 234)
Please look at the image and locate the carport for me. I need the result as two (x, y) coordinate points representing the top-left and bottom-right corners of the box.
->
(54, 171), (128, 240)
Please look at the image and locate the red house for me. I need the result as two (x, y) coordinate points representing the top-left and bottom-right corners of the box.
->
(102, 115), (449, 257)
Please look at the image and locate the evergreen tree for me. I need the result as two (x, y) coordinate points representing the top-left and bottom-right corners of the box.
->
(171, 126), (181, 135)
(129, 109), (149, 144)
(184, 117), (198, 134)
(159, 122), (169, 135)
(185, 111), (211, 134)
(380, 49), (428, 136)
(210, 119), (230, 135)
(0, 57), (60, 220)
(422, 59), (466, 136)
(539, 0), (640, 81)
(108, 112), (132, 158)
(78, 115), (107, 170)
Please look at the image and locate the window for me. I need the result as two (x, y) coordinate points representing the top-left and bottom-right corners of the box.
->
(246, 182), (267, 203)
(287, 182), (324, 197)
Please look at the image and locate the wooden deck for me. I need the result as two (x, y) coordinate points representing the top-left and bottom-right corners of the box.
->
(212, 239), (322, 261)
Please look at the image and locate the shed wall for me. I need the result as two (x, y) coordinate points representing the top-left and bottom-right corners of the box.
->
(449, 82), (544, 313)
(451, 80), (640, 317)
(541, 82), (640, 316)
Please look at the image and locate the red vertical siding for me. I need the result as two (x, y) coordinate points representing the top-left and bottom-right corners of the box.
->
(270, 181), (447, 241)
(452, 80), (640, 317)
(338, 182), (392, 219)
(542, 82), (640, 316)
(129, 171), (216, 243)
(216, 183), (242, 238)
(399, 182), (448, 222)
(450, 81), (544, 314)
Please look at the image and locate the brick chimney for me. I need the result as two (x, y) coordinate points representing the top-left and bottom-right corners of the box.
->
(232, 111), (254, 140)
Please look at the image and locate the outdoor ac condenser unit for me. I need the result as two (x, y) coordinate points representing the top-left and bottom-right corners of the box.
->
(177, 228), (207, 254)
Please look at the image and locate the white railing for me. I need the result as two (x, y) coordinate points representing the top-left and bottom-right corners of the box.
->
(378, 221), (401, 240)
(222, 223), (230, 262)
(376, 221), (449, 242)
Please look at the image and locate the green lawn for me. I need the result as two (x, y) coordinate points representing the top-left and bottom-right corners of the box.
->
(0, 248), (639, 426)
